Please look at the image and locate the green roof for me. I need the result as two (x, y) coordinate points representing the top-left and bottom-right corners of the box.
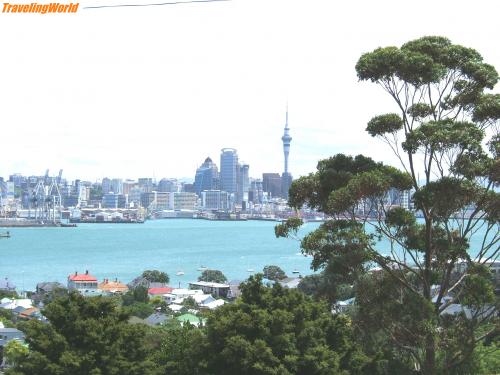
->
(176, 313), (204, 325)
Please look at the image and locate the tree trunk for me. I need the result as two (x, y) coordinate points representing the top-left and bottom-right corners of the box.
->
(423, 217), (436, 375)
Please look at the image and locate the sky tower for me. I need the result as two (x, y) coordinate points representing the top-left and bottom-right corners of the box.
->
(281, 107), (293, 199)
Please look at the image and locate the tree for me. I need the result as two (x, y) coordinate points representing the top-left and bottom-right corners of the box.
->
(198, 270), (227, 284)
(203, 274), (369, 375)
(142, 270), (170, 284)
(277, 36), (499, 374)
(262, 265), (287, 281)
(10, 292), (158, 375)
(154, 324), (207, 375)
(3, 340), (28, 368)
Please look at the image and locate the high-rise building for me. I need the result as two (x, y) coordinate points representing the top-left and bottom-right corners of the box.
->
(194, 157), (219, 196)
(262, 173), (282, 198)
(220, 148), (238, 195)
(138, 178), (153, 193)
(249, 179), (263, 204)
(111, 178), (123, 194)
(237, 163), (250, 205)
(158, 178), (179, 193)
(102, 178), (111, 194)
(281, 108), (293, 199)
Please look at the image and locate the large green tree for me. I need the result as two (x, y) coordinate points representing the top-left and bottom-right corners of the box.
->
(8, 292), (158, 375)
(262, 265), (287, 281)
(203, 274), (368, 375)
(142, 270), (170, 284)
(277, 36), (499, 374)
(198, 269), (227, 284)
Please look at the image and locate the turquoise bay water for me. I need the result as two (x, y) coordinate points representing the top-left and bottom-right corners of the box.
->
(0, 220), (318, 291)
(0, 219), (494, 291)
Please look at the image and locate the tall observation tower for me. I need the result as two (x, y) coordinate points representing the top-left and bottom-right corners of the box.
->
(281, 107), (293, 199)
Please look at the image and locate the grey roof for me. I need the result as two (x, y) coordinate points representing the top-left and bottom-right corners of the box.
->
(36, 281), (65, 292)
(12, 306), (27, 314)
(144, 313), (170, 326)
(0, 328), (23, 334)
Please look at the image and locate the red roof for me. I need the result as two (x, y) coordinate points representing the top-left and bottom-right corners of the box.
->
(68, 273), (97, 282)
(148, 287), (173, 295)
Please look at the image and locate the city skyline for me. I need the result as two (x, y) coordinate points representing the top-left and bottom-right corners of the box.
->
(1, 0), (499, 181)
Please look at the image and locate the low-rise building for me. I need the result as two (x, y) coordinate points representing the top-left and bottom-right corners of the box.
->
(98, 279), (129, 295)
(188, 281), (230, 298)
(148, 287), (174, 298)
(0, 327), (25, 347)
(67, 270), (98, 293)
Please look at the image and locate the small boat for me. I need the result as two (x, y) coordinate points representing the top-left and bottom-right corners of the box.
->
(247, 268), (254, 273)
(292, 269), (300, 274)
(176, 271), (185, 276)
(197, 266), (208, 271)
(0, 231), (10, 238)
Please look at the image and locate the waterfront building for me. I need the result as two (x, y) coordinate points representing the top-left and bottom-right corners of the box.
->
(194, 157), (220, 196)
(201, 190), (230, 210)
(249, 179), (263, 204)
(237, 163), (250, 206)
(170, 192), (197, 210)
(262, 173), (282, 198)
(128, 187), (142, 206)
(141, 191), (171, 210)
(220, 148), (238, 195)
(102, 193), (127, 209)
(281, 108), (293, 199)
(67, 270), (98, 293)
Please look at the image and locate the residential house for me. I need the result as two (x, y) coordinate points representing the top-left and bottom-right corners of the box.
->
(67, 270), (98, 295)
(98, 279), (129, 295)
(0, 327), (25, 347)
(188, 281), (230, 298)
(147, 287), (173, 299)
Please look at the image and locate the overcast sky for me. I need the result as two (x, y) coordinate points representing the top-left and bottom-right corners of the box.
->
(1, 0), (499, 182)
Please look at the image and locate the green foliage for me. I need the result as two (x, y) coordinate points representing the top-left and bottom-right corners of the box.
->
(142, 270), (170, 284)
(198, 269), (227, 284)
(0, 308), (16, 327)
(277, 36), (500, 375)
(366, 113), (404, 136)
(203, 275), (368, 375)
(262, 265), (287, 281)
(153, 324), (207, 375)
(4, 340), (28, 368)
(123, 285), (149, 306)
(298, 273), (353, 304)
(10, 292), (157, 375)
(123, 302), (155, 319)
(0, 290), (19, 299)
(181, 296), (198, 309)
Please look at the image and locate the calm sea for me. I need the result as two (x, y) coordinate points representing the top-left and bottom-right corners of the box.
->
(0, 219), (493, 291)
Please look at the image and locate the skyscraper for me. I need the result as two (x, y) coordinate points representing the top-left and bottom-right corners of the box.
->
(194, 157), (220, 196)
(220, 148), (238, 195)
(237, 163), (250, 205)
(281, 108), (293, 199)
